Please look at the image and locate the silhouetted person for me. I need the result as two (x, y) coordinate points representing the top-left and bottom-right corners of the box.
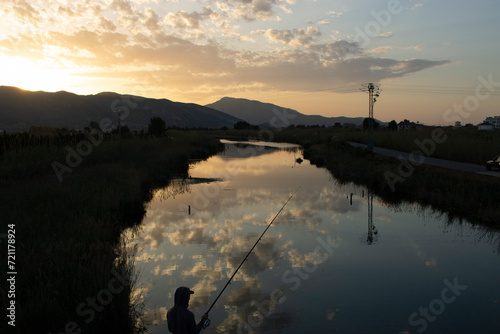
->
(167, 286), (208, 334)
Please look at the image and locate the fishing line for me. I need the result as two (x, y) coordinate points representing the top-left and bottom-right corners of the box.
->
(202, 186), (301, 328)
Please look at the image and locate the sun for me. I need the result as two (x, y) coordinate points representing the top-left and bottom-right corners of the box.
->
(0, 55), (76, 92)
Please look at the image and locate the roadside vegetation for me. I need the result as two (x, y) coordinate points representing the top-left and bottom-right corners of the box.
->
(335, 126), (500, 165)
(210, 126), (500, 226)
(0, 130), (222, 333)
(273, 127), (500, 226)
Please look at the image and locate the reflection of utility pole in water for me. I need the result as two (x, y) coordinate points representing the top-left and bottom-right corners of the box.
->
(366, 190), (378, 245)
(367, 190), (374, 244)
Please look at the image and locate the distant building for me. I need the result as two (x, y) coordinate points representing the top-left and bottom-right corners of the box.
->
(397, 120), (417, 131)
(483, 116), (500, 129)
(478, 122), (494, 131)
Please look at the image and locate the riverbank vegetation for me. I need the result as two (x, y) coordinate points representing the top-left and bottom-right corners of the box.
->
(0, 131), (222, 333)
(209, 126), (500, 226)
(270, 127), (500, 226)
(335, 126), (500, 165)
(2, 126), (499, 333)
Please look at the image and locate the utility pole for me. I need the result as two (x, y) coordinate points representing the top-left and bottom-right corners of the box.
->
(360, 83), (381, 151)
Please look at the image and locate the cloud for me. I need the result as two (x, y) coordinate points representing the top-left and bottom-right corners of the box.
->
(328, 10), (344, 18)
(412, 3), (424, 10)
(0, 0), (450, 101)
(286, 248), (329, 268)
(377, 31), (394, 38)
(143, 7), (162, 31)
(410, 241), (438, 268)
(223, 235), (280, 275)
(99, 16), (117, 31)
(109, 0), (156, 33)
(142, 306), (167, 327)
(369, 44), (423, 55)
(28, 29), (235, 73)
(309, 40), (364, 60)
(370, 46), (396, 54)
(11, 0), (42, 25)
(165, 7), (216, 30)
(168, 225), (218, 248)
(408, 45), (423, 51)
(110, 0), (135, 16)
(256, 27), (322, 47)
(216, 0), (292, 21)
(47, 24), (447, 97)
(376, 215), (393, 223)
(153, 264), (178, 276)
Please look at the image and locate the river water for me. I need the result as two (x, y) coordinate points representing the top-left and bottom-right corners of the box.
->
(124, 140), (500, 334)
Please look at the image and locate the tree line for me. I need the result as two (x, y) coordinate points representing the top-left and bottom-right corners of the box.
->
(0, 117), (171, 158)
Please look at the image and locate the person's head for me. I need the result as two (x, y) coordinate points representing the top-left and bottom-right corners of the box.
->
(174, 286), (194, 308)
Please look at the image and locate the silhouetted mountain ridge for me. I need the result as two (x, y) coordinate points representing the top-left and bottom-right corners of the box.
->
(0, 86), (242, 131)
(206, 97), (384, 127)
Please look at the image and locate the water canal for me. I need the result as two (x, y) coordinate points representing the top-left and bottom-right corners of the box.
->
(123, 140), (500, 334)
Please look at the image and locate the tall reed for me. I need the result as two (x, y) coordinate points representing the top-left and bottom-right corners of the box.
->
(0, 131), (222, 333)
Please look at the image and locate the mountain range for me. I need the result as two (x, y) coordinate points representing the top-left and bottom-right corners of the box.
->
(0, 86), (241, 132)
(206, 97), (378, 127)
(0, 86), (379, 132)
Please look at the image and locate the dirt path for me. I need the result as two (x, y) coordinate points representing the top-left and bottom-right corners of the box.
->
(348, 142), (500, 178)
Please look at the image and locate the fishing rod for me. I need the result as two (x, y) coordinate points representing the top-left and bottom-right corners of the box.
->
(202, 187), (300, 328)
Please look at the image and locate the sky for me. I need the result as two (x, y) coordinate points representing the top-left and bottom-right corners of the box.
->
(1, 0), (499, 125)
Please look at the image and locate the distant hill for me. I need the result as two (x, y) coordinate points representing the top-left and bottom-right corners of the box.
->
(0, 86), (242, 131)
(206, 97), (384, 127)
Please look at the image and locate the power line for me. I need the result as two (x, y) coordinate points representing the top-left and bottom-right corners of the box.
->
(223, 82), (500, 107)
(382, 84), (500, 96)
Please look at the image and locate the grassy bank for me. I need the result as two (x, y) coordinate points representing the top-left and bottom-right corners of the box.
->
(303, 139), (500, 224)
(0, 131), (222, 333)
(213, 126), (500, 225)
(335, 127), (500, 165)
(3, 126), (499, 333)
(266, 127), (500, 226)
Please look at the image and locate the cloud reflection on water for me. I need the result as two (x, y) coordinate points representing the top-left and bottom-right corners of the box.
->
(124, 142), (500, 334)
(125, 144), (351, 332)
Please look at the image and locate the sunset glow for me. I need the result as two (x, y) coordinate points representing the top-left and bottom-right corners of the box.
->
(1, 0), (499, 124)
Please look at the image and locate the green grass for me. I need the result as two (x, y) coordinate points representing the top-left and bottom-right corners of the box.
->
(336, 127), (500, 165)
(208, 126), (500, 225)
(306, 140), (500, 223)
(0, 131), (222, 333)
(267, 127), (500, 226)
(2, 127), (499, 333)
